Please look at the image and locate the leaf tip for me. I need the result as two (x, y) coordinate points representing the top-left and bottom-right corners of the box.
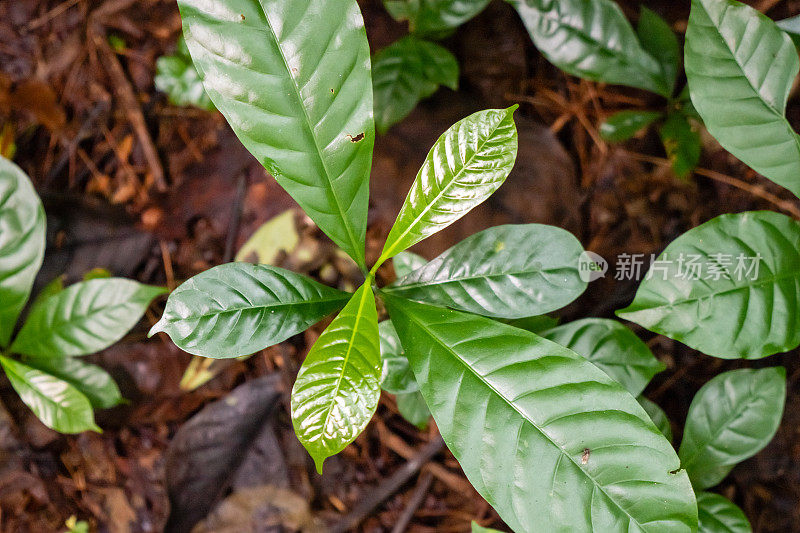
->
(312, 454), (326, 475)
(148, 319), (166, 338)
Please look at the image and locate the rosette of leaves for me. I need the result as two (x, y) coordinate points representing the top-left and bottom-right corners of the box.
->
(153, 1), (700, 529)
(0, 156), (165, 433)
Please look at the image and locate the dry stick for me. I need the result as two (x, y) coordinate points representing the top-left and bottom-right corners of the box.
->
(622, 149), (800, 220)
(329, 437), (445, 533)
(223, 173), (248, 262)
(89, 10), (167, 192)
(391, 471), (434, 533)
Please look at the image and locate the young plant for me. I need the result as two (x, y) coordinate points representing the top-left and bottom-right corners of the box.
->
(155, 36), (215, 111)
(151, 0), (698, 530)
(508, 0), (701, 177)
(0, 156), (165, 433)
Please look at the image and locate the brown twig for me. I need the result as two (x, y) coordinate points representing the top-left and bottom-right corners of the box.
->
(621, 149), (800, 220)
(328, 437), (445, 533)
(391, 471), (434, 533)
(223, 173), (248, 262)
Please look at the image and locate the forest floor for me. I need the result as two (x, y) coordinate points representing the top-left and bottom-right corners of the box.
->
(1, 0), (800, 531)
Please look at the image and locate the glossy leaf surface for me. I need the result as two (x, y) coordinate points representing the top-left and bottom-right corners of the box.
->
(150, 263), (350, 358)
(383, 294), (697, 533)
(542, 318), (665, 397)
(373, 36), (458, 134)
(0, 156), (45, 347)
(383, 0), (489, 36)
(386, 224), (586, 318)
(396, 391), (430, 429)
(179, 0), (374, 266)
(696, 492), (752, 533)
(379, 320), (418, 394)
(637, 7), (679, 95)
(638, 396), (673, 442)
(291, 282), (380, 473)
(155, 36), (215, 110)
(600, 110), (662, 143)
(378, 107), (518, 264)
(0, 355), (99, 433)
(617, 211), (800, 359)
(679, 367), (785, 489)
(21, 356), (123, 409)
(685, 0), (800, 199)
(660, 113), (701, 178)
(12, 279), (166, 358)
(393, 251), (427, 278)
(511, 0), (671, 96)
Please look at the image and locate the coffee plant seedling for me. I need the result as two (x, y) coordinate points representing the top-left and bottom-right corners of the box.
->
(150, 0), (700, 529)
(155, 35), (215, 110)
(0, 156), (166, 433)
(506, 0), (701, 177)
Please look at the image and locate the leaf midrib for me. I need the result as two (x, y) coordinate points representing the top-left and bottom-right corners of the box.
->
(401, 309), (650, 531)
(167, 293), (350, 322)
(381, 112), (510, 260)
(389, 264), (568, 291)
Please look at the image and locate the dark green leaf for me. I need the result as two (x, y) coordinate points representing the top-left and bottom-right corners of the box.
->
(696, 492), (752, 533)
(383, 294), (697, 532)
(0, 156), (46, 347)
(21, 356), (123, 409)
(777, 14), (800, 47)
(150, 263), (350, 358)
(637, 7), (680, 95)
(600, 110), (662, 143)
(383, 0), (489, 36)
(379, 320), (418, 394)
(291, 282), (380, 473)
(504, 314), (559, 334)
(679, 367), (786, 489)
(12, 278), (165, 358)
(685, 0), (800, 199)
(377, 107), (518, 265)
(393, 251), (428, 278)
(373, 36), (459, 134)
(542, 318), (665, 396)
(660, 113), (701, 178)
(155, 36), (215, 110)
(179, 0), (375, 267)
(638, 396), (673, 442)
(396, 391), (430, 429)
(510, 0), (671, 96)
(385, 224), (586, 318)
(617, 211), (800, 359)
(0, 355), (99, 433)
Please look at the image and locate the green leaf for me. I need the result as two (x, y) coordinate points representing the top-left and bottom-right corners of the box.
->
(385, 224), (586, 318)
(777, 14), (800, 48)
(637, 7), (680, 95)
(0, 355), (99, 433)
(679, 367), (786, 490)
(0, 156), (46, 347)
(617, 211), (800, 359)
(504, 314), (559, 334)
(542, 319), (665, 396)
(660, 112), (701, 178)
(155, 36), (215, 110)
(29, 276), (65, 314)
(638, 396), (673, 442)
(21, 356), (123, 409)
(373, 36), (459, 134)
(235, 210), (299, 264)
(179, 0), (374, 268)
(12, 278), (166, 358)
(396, 391), (430, 429)
(685, 0), (800, 199)
(377, 107), (518, 265)
(471, 521), (503, 533)
(393, 251), (427, 278)
(291, 281), (380, 473)
(510, 0), (671, 97)
(600, 110), (662, 143)
(383, 0), (490, 36)
(150, 263), (350, 358)
(382, 294), (697, 532)
(379, 320), (418, 394)
(696, 492), (752, 533)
